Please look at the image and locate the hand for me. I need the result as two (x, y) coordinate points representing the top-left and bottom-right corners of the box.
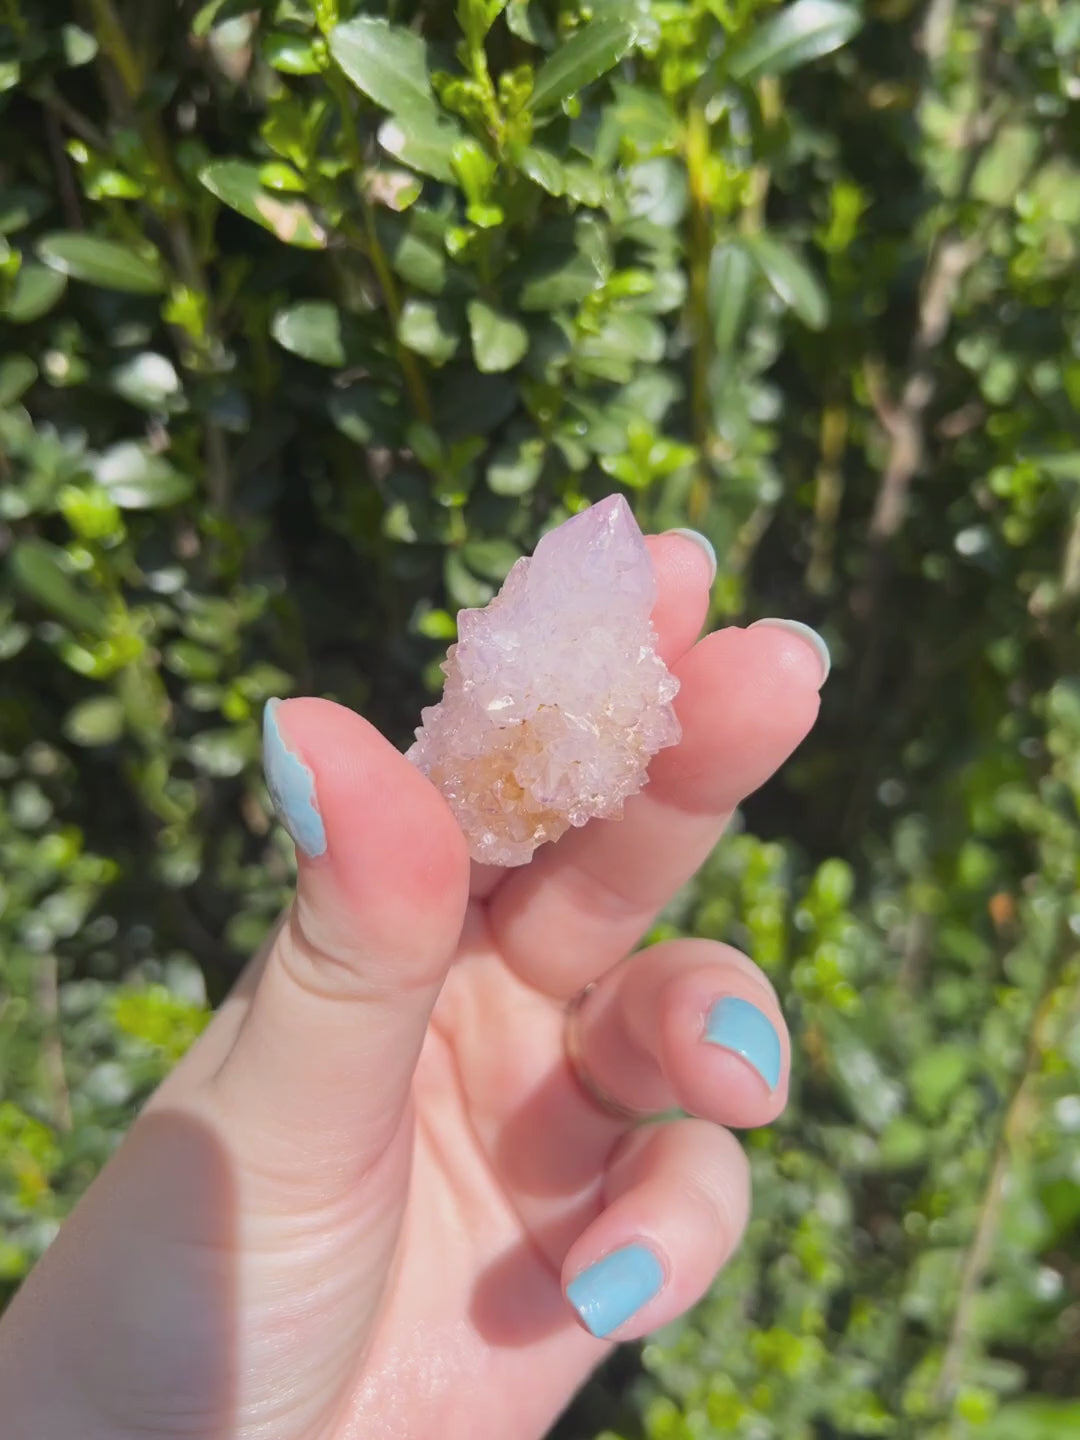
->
(0, 531), (826, 1440)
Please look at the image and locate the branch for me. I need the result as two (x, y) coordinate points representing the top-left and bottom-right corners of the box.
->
(934, 929), (1080, 1413)
(34, 953), (72, 1134)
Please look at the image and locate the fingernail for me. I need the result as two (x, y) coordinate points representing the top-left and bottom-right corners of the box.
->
(748, 618), (831, 684)
(667, 528), (717, 585)
(567, 1244), (664, 1338)
(704, 997), (782, 1091)
(262, 699), (326, 859)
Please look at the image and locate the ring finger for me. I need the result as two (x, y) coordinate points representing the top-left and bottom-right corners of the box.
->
(568, 938), (789, 1129)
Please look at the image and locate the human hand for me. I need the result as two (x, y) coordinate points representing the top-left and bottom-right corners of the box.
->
(0, 530), (827, 1440)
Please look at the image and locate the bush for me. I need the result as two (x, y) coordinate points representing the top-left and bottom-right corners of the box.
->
(2, 0), (1079, 1436)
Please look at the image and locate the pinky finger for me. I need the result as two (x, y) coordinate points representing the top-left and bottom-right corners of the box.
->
(562, 1118), (749, 1341)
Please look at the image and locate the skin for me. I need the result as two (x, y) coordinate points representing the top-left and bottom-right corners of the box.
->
(0, 532), (825, 1440)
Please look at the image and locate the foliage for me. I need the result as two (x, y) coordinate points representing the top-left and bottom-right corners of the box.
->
(1, 0), (1079, 1437)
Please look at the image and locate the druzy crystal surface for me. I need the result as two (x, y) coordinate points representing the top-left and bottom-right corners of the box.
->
(407, 495), (681, 866)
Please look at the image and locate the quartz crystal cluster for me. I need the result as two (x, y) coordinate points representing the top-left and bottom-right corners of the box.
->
(407, 495), (681, 866)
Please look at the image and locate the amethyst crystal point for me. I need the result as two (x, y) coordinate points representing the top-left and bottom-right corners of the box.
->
(407, 495), (681, 866)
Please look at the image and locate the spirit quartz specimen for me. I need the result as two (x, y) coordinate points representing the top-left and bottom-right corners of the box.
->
(407, 494), (681, 866)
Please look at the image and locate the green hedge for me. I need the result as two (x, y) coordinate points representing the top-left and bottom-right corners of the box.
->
(2, 1), (1080, 1437)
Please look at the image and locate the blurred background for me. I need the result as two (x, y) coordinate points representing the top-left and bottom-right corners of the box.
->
(1, 0), (1079, 1436)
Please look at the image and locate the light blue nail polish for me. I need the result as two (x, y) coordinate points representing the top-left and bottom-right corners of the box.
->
(748, 618), (831, 684)
(566, 1244), (664, 1338)
(704, 997), (782, 1091)
(262, 699), (326, 859)
(668, 528), (718, 585)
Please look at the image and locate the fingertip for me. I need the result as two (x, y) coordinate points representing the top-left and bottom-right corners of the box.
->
(262, 697), (470, 964)
(659, 965), (790, 1128)
(263, 697), (326, 859)
(746, 618), (830, 690)
(645, 533), (712, 664)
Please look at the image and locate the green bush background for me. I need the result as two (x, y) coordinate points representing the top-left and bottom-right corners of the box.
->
(2, 0), (1079, 1435)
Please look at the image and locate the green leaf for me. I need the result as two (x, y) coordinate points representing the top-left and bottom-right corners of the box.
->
(329, 18), (438, 117)
(328, 386), (401, 447)
(909, 1043), (972, 1120)
(451, 139), (497, 207)
(506, 0), (556, 48)
(10, 539), (108, 633)
(434, 370), (517, 439)
(517, 147), (566, 196)
(378, 111), (462, 183)
(467, 300), (529, 373)
(708, 239), (756, 350)
(36, 234), (166, 294)
(271, 301), (347, 367)
(746, 233), (828, 330)
(4, 263), (67, 323)
(263, 30), (322, 74)
(462, 537), (520, 581)
(517, 250), (604, 310)
(59, 24), (98, 67)
(604, 81), (678, 160)
(727, 0), (860, 83)
(980, 1401), (1080, 1440)
(381, 216), (448, 295)
(398, 299), (459, 364)
(0, 61), (20, 94)
(487, 436), (545, 496)
(0, 187), (48, 235)
(528, 18), (637, 113)
(0, 355), (37, 406)
(63, 696), (124, 747)
(95, 443), (195, 509)
(200, 161), (327, 248)
(110, 353), (183, 410)
(444, 548), (494, 608)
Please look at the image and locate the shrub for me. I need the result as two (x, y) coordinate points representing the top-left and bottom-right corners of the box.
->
(1, 1), (1079, 1436)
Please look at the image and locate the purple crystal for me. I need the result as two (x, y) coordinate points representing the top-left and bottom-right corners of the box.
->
(407, 495), (681, 866)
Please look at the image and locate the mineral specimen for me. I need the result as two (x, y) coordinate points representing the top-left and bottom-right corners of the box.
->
(407, 495), (681, 866)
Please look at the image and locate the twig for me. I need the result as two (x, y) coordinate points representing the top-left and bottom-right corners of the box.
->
(850, 0), (1013, 725)
(921, 0), (957, 66)
(1060, 504), (1080, 603)
(43, 105), (84, 230)
(35, 88), (110, 150)
(83, 0), (235, 510)
(934, 933), (1079, 1413)
(34, 954), (72, 1134)
(807, 401), (848, 594)
(864, 230), (982, 548)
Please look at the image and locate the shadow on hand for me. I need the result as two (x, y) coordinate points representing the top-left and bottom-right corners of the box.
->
(0, 1109), (238, 1440)
(469, 1059), (621, 1350)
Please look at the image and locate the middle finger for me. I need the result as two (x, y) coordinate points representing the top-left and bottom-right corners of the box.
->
(487, 621), (827, 998)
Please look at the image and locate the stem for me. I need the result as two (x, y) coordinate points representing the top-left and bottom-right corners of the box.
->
(84, 0), (233, 510)
(934, 931), (1079, 1415)
(86, 0), (142, 98)
(34, 954), (72, 1134)
(685, 103), (712, 524)
(363, 206), (434, 423)
(322, 67), (433, 423)
(806, 401), (848, 595)
(1060, 503), (1080, 603)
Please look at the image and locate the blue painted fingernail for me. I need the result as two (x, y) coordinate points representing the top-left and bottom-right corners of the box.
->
(704, 997), (782, 1091)
(566, 1244), (664, 1338)
(667, 528), (717, 585)
(748, 618), (831, 684)
(262, 699), (326, 859)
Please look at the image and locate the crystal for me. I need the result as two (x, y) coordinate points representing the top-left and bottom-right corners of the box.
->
(407, 495), (681, 866)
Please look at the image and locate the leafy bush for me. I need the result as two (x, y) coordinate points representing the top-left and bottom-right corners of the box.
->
(2, 0), (1079, 1437)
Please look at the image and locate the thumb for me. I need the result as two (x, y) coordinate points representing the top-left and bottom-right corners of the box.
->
(208, 697), (470, 1184)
